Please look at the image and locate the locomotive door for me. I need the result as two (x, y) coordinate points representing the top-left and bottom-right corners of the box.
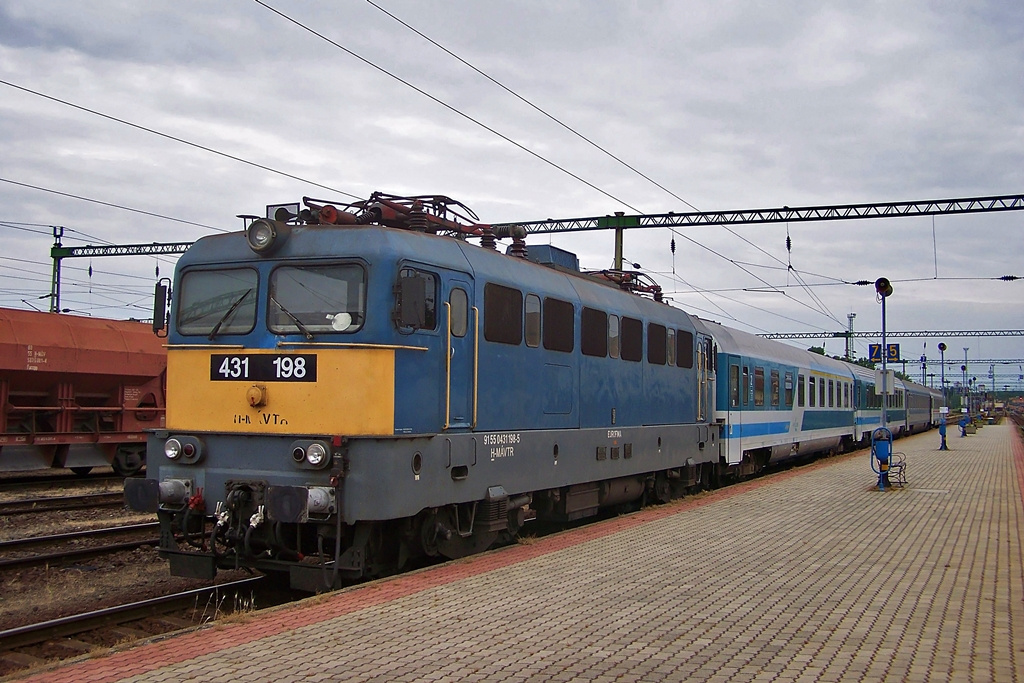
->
(725, 354), (743, 464)
(444, 278), (476, 430)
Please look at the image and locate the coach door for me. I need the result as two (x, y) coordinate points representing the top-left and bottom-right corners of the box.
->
(444, 277), (477, 430)
(726, 354), (743, 464)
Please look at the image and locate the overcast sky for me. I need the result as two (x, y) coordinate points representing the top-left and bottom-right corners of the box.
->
(1, 1), (1021, 388)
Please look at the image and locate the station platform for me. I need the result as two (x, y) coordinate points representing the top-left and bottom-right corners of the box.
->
(14, 422), (1024, 683)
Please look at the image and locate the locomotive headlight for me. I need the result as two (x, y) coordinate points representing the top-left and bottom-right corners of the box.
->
(305, 442), (328, 466)
(246, 219), (277, 253)
(164, 438), (183, 460)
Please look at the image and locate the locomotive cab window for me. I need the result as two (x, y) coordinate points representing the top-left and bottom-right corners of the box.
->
(394, 267), (437, 331)
(177, 267), (258, 337)
(269, 264), (366, 335)
(677, 330), (694, 369)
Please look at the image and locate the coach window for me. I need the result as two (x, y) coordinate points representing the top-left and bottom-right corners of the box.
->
(178, 267), (258, 337)
(730, 365), (740, 407)
(828, 380), (835, 407)
(449, 288), (468, 338)
(754, 367), (765, 406)
(770, 370), (780, 407)
(677, 330), (694, 369)
(608, 315), (620, 359)
(648, 324), (667, 365)
(819, 377), (826, 408)
(809, 377), (816, 407)
(621, 317), (643, 362)
(797, 373), (805, 407)
(581, 307), (607, 357)
(543, 297), (574, 352)
(742, 366), (750, 406)
(270, 264), (366, 335)
(784, 372), (794, 407)
(524, 294), (541, 348)
(483, 283), (522, 345)
(666, 329), (676, 366)
(844, 383), (850, 408)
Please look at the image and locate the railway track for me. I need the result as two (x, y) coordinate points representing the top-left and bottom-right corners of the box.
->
(0, 522), (161, 571)
(0, 491), (125, 515)
(0, 472), (123, 492)
(0, 577), (272, 673)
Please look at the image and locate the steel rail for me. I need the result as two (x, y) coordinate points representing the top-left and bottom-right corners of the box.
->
(0, 576), (265, 650)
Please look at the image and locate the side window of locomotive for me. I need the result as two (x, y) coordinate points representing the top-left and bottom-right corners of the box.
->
(524, 294), (541, 348)
(754, 367), (765, 406)
(647, 324), (667, 365)
(620, 316), (643, 362)
(394, 268), (437, 331)
(270, 264), (366, 334)
(770, 370), (780, 406)
(608, 314), (620, 359)
(785, 372), (794, 407)
(177, 267), (258, 337)
(676, 330), (694, 369)
(581, 307), (607, 357)
(449, 288), (468, 338)
(483, 283), (523, 345)
(797, 373), (805, 407)
(542, 297), (574, 352)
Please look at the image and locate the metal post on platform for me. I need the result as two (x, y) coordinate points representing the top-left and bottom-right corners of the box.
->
(939, 342), (949, 450)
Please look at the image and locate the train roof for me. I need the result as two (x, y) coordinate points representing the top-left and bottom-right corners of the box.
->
(0, 307), (166, 377)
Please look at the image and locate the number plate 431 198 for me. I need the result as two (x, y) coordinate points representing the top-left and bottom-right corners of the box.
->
(210, 354), (317, 382)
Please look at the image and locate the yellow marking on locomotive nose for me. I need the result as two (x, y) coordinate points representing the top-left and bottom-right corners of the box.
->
(166, 348), (395, 435)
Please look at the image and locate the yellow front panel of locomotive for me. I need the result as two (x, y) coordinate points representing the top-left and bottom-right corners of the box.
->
(165, 348), (395, 435)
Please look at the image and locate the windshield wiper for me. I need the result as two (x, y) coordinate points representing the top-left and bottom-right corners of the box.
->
(270, 295), (314, 341)
(208, 289), (253, 340)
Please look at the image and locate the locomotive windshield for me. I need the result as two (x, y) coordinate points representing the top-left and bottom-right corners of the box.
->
(268, 264), (366, 334)
(177, 268), (258, 337)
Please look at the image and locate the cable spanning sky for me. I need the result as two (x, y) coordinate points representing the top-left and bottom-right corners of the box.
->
(0, 1), (1022, 373)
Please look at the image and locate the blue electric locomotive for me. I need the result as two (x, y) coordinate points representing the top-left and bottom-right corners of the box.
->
(126, 192), (937, 591)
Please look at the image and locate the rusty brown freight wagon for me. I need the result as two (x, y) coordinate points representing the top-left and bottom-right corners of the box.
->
(0, 308), (166, 475)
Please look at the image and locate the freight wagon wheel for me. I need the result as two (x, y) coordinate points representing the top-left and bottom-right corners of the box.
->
(70, 466), (93, 476)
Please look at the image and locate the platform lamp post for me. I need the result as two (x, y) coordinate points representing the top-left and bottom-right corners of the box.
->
(872, 277), (894, 490)
(938, 342), (948, 450)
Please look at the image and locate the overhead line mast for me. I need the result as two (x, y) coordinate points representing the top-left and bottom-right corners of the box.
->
(48, 193), (1024, 311)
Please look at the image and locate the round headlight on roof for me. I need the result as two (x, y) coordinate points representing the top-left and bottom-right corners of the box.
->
(246, 219), (278, 253)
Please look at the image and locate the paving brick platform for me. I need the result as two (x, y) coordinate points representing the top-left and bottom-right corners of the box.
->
(12, 422), (1024, 682)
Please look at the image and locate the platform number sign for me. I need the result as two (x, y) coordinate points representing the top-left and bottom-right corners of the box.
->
(868, 344), (901, 363)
